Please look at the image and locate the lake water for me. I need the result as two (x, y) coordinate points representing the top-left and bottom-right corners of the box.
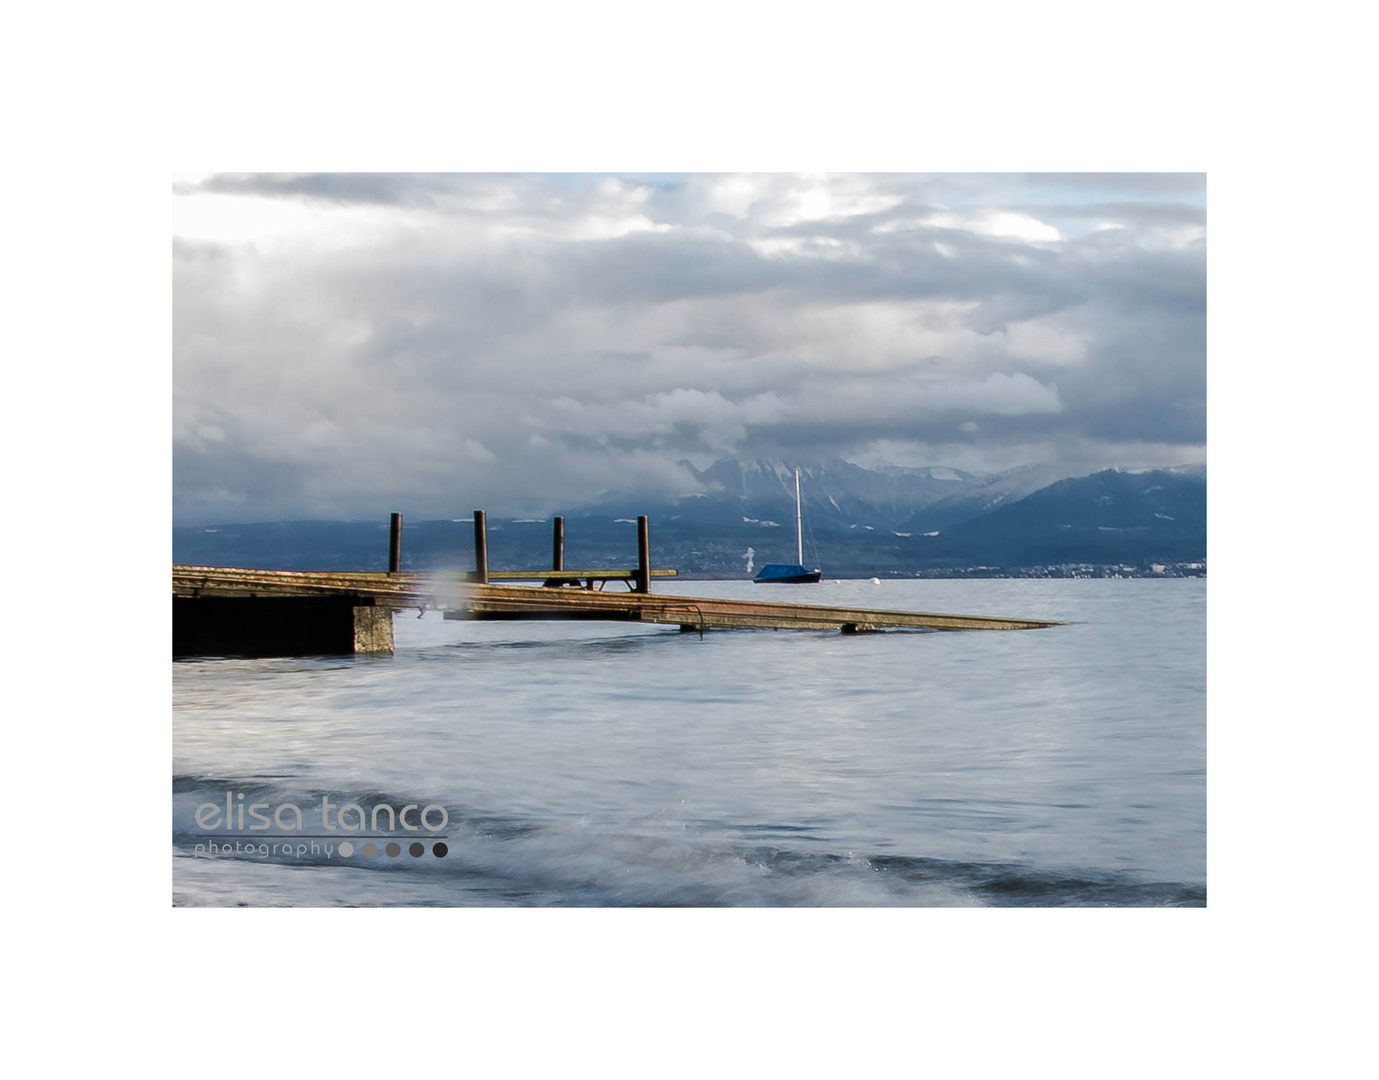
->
(172, 578), (1205, 906)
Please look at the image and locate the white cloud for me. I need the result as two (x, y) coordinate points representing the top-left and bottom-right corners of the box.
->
(696, 174), (776, 218)
(1004, 319), (1089, 365)
(924, 208), (1062, 242)
(172, 173), (1204, 520)
(876, 208), (1062, 242)
(755, 174), (906, 228)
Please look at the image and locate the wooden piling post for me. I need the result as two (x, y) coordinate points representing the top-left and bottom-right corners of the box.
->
(473, 510), (489, 584)
(388, 512), (403, 573)
(552, 516), (565, 571)
(636, 515), (651, 594)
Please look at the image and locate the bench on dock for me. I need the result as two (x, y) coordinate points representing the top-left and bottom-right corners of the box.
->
(483, 569), (678, 589)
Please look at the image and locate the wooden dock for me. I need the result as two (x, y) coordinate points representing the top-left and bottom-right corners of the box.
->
(172, 510), (1061, 657)
(173, 564), (1060, 642)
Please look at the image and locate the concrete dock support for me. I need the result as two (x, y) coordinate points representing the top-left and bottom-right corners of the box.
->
(353, 605), (394, 653)
(173, 596), (393, 658)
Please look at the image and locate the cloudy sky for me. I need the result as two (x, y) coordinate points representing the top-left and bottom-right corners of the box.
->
(173, 173), (1205, 523)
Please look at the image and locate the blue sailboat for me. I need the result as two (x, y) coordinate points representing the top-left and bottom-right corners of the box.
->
(754, 468), (822, 583)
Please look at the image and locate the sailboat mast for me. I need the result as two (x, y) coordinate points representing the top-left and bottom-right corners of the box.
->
(795, 468), (803, 565)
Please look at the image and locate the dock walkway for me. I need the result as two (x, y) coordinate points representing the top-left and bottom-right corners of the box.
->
(173, 565), (1061, 635)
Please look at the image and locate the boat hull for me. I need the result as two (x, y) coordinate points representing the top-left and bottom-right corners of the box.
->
(753, 564), (822, 584)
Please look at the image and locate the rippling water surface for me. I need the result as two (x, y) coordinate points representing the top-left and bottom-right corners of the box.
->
(173, 578), (1205, 906)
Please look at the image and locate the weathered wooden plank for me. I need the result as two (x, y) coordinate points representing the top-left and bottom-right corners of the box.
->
(171, 566), (677, 606)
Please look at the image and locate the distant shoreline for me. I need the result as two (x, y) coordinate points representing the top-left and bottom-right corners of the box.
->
(683, 567), (1206, 581)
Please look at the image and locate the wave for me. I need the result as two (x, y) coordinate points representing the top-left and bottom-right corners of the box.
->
(172, 775), (1204, 908)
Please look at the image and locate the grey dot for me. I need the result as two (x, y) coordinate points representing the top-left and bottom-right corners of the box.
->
(362, 842), (378, 857)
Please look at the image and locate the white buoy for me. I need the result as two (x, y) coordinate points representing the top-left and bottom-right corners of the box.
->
(870, 577), (881, 585)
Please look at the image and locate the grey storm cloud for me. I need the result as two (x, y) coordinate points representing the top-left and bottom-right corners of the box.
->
(173, 173), (1205, 523)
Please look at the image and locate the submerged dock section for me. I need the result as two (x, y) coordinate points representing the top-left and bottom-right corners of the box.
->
(173, 510), (1061, 657)
(451, 583), (1058, 634)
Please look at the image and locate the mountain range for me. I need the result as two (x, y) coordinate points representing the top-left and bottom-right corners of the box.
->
(173, 458), (1206, 577)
